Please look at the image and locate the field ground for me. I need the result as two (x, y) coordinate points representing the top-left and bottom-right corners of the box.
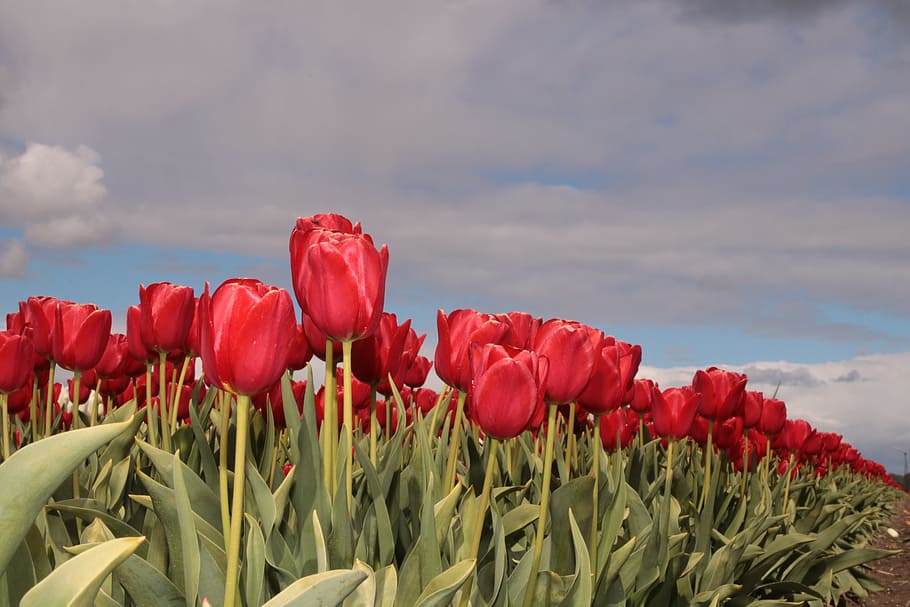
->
(855, 495), (910, 607)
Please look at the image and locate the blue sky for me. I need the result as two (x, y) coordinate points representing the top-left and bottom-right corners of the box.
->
(2, 1), (910, 470)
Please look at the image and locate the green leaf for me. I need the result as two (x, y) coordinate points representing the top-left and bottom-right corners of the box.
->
(260, 569), (367, 607)
(114, 554), (185, 607)
(500, 503), (539, 537)
(0, 420), (132, 574)
(173, 452), (200, 607)
(20, 537), (143, 607)
(413, 559), (476, 607)
(562, 509), (593, 607)
(244, 513), (267, 607)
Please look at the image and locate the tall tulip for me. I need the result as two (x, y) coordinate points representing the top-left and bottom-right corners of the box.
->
(468, 343), (548, 440)
(532, 319), (597, 405)
(651, 386), (702, 441)
(199, 278), (296, 607)
(138, 282), (195, 354)
(0, 331), (35, 458)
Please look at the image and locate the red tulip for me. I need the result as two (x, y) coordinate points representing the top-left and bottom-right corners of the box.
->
(629, 379), (658, 414)
(127, 305), (157, 364)
(51, 302), (112, 372)
(498, 311), (542, 350)
(6, 378), (33, 414)
(435, 309), (510, 392)
(532, 319), (597, 405)
(6, 301), (28, 333)
(616, 340), (643, 403)
(293, 229), (389, 342)
(651, 386), (702, 440)
(714, 415), (743, 450)
(26, 296), (72, 360)
(199, 278), (297, 396)
(741, 390), (763, 429)
(598, 407), (638, 451)
(468, 343), (548, 440)
(139, 282), (195, 354)
(299, 311), (342, 361)
(289, 212), (362, 307)
(413, 388), (439, 414)
(692, 367), (747, 422)
(578, 337), (624, 415)
(286, 324), (313, 371)
(351, 313), (410, 388)
(0, 331), (35, 393)
(95, 334), (132, 379)
(758, 397), (787, 436)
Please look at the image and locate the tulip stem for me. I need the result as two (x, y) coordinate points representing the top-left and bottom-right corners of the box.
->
(71, 370), (83, 513)
(169, 355), (191, 434)
(29, 381), (37, 442)
(741, 434), (750, 500)
(444, 390), (467, 491)
(323, 341), (336, 497)
(342, 340), (354, 514)
(370, 386), (378, 468)
(566, 401), (576, 478)
(1, 393), (10, 461)
(461, 438), (499, 607)
(44, 361), (56, 437)
(699, 420), (715, 512)
(218, 391), (231, 548)
(590, 415), (603, 577)
(90, 376), (101, 426)
(158, 352), (170, 452)
(523, 403), (558, 607)
(145, 364), (157, 449)
(224, 393), (250, 607)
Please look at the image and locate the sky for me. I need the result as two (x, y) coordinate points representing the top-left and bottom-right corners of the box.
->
(1, 1), (909, 472)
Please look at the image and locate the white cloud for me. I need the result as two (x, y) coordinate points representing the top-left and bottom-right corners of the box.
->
(0, 239), (27, 278)
(0, 143), (111, 247)
(641, 352), (910, 474)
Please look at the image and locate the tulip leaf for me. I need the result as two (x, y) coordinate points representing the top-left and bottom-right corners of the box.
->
(114, 553), (185, 607)
(562, 509), (593, 607)
(173, 452), (200, 607)
(19, 536), (143, 607)
(46, 500), (143, 539)
(374, 564), (398, 607)
(260, 569), (367, 607)
(245, 513), (267, 607)
(341, 560), (376, 607)
(550, 476), (594, 575)
(412, 559), (475, 607)
(0, 420), (132, 575)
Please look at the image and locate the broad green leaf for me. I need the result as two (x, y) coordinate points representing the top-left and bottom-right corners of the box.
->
(173, 452), (200, 607)
(0, 420), (132, 574)
(500, 503), (539, 537)
(260, 569), (367, 607)
(20, 537), (143, 607)
(562, 509), (593, 607)
(114, 553), (184, 607)
(413, 559), (475, 607)
(244, 513), (267, 607)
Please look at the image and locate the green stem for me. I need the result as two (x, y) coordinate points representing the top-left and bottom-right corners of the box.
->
(461, 438), (499, 607)
(72, 370), (83, 505)
(566, 401), (576, 478)
(145, 363), (157, 449)
(169, 355), (191, 434)
(444, 390), (468, 491)
(385, 381), (392, 441)
(90, 377), (101, 426)
(44, 361), (56, 437)
(224, 393), (250, 607)
(218, 392), (231, 548)
(782, 453), (795, 515)
(523, 403), (558, 607)
(1, 393), (9, 461)
(370, 386), (378, 469)
(741, 434), (750, 499)
(29, 381), (37, 442)
(699, 420), (715, 512)
(342, 339), (354, 514)
(590, 415), (602, 576)
(324, 341), (336, 497)
(158, 352), (170, 452)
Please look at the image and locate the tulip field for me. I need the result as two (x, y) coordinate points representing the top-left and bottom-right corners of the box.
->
(0, 214), (904, 606)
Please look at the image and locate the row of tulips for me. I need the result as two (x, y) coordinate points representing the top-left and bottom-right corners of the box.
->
(0, 212), (903, 607)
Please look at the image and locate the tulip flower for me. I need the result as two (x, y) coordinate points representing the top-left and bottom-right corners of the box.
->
(435, 309), (510, 393)
(651, 386), (702, 440)
(692, 367), (747, 422)
(598, 406), (638, 451)
(288, 212), (362, 310)
(138, 282), (195, 354)
(199, 278), (296, 607)
(741, 390), (763, 429)
(577, 339), (624, 415)
(532, 319), (598, 405)
(758, 397), (787, 436)
(286, 323), (313, 371)
(294, 231), (389, 342)
(0, 330), (36, 458)
(469, 343), (548, 440)
(253, 378), (306, 429)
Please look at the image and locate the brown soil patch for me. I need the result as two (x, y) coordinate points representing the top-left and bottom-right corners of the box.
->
(851, 496), (910, 607)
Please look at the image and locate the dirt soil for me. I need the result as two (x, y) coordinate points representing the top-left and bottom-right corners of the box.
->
(852, 496), (910, 607)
